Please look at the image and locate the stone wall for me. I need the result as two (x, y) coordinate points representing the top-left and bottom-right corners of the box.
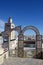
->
(9, 49), (18, 57)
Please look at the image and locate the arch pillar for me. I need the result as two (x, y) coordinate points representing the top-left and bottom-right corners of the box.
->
(36, 35), (42, 58)
(18, 32), (24, 57)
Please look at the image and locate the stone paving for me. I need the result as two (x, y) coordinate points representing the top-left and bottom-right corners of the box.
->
(1, 57), (43, 65)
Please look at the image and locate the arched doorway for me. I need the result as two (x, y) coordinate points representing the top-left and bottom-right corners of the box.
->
(18, 26), (42, 58)
(23, 30), (36, 58)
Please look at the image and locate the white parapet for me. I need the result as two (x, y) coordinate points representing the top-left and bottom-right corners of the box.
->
(0, 48), (9, 64)
(0, 48), (4, 65)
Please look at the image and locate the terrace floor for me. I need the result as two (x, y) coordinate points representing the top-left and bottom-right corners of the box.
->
(1, 57), (43, 65)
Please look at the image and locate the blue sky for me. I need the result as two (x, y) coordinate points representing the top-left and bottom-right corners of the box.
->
(0, 0), (43, 35)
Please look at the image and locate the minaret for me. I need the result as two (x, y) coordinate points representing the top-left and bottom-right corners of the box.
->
(5, 17), (15, 40)
(2, 17), (15, 52)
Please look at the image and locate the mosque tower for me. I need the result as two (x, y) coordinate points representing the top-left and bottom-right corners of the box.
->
(5, 17), (15, 40)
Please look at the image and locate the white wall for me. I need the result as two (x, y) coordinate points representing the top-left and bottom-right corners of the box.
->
(42, 43), (43, 48)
